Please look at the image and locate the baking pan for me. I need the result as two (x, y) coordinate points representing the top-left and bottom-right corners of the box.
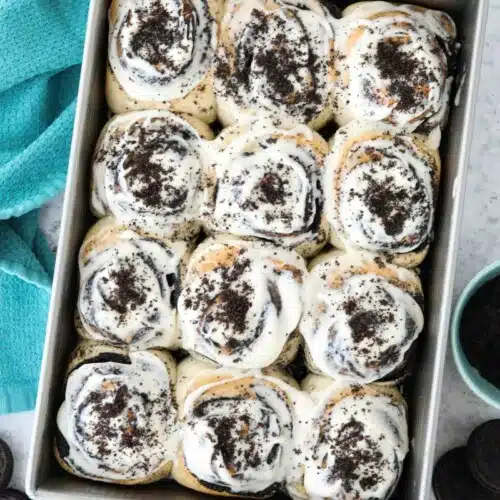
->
(25, 0), (489, 498)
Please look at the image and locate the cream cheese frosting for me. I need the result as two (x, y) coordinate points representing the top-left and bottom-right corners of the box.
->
(178, 237), (306, 368)
(287, 376), (409, 500)
(78, 227), (187, 349)
(301, 251), (424, 383)
(91, 110), (209, 238)
(333, 1), (456, 135)
(214, 0), (335, 127)
(57, 351), (178, 482)
(202, 117), (328, 252)
(325, 121), (440, 256)
(108, 0), (216, 102)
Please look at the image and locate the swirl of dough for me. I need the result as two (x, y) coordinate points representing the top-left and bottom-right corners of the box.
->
(56, 350), (178, 483)
(333, 1), (457, 133)
(108, 0), (217, 103)
(287, 376), (409, 500)
(91, 111), (213, 240)
(202, 118), (329, 257)
(325, 121), (440, 267)
(176, 368), (305, 496)
(300, 250), (424, 383)
(214, 0), (336, 129)
(77, 219), (188, 350)
(178, 236), (306, 368)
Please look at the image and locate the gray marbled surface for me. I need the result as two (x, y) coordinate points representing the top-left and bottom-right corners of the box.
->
(1, 2), (500, 496)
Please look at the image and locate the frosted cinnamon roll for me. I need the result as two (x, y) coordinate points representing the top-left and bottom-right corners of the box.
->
(300, 250), (424, 384)
(77, 218), (189, 350)
(172, 360), (308, 497)
(325, 121), (441, 267)
(106, 0), (221, 122)
(178, 236), (306, 368)
(91, 110), (213, 241)
(333, 1), (457, 137)
(287, 374), (409, 500)
(202, 118), (330, 257)
(55, 341), (179, 484)
(214, 0), (336, 130)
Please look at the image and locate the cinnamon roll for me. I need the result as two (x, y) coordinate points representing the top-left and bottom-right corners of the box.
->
(300, 250), (424, 384)
(333, 1), (457, 137)
(287, 374), (409, 500)
(214, 0), (336, 130)
(55, 341), (179, 484)
(178, 236), (306, 369)
(77, 217), (189, 350)
(202, 118), (330, 257)
(106, 0), (221, 122)
(91, 110), (213, 241)
(172, 359), (308, 497)
(325, 121), (441, 267)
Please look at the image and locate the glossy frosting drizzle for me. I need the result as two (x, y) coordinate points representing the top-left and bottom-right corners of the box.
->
(334, 1), (456, 132)
(92, 111), (207, 237)
(214, 0), (335, 126)
(57, 352), (178, 481)
(78, 229), (186, 349)
(325, 121), (439, 255)
(203, 118), (327, 250)
(301, 252), (424, 383)
(108, 0), (216, 101)
(178, 238), (306, 368)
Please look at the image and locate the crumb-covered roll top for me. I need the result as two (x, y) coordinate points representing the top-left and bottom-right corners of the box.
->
(108, 0), (217, 104)
(77, 219), (189, 350)
(202, 118), (330, 257)
(287, 377), (409, 500)
(91, 111), (213, 240)
(179, 237), (306, 368)
(56, 349), (178, 483)
(215, 0), (336, 129)
(333, 1), (457, 134)
(325, 121), (440, 267)
(301, 251), (424, 383)
(175, 368), (306, 497)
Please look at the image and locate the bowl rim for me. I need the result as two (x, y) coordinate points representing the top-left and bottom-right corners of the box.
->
(451, 260), (500, 410)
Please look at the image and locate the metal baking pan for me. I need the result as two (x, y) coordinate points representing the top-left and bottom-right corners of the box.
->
(25, 0), (488, 498)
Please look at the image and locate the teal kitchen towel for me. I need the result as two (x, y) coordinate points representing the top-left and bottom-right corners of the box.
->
(0, 0), (89, 414)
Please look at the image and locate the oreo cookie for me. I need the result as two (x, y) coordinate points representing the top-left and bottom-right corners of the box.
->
(0, 439), (14, 489)
(467, 420), (500, 493)
(0, 490), (29, 500)
(432, 448), (500, 499)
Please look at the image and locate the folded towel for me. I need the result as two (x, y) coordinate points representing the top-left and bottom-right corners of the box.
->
(0, 0), (89, 414)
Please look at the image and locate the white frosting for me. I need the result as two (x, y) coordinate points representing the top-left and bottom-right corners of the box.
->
(325, 121), (438, 255)
(178, 237), (307, 368)
(214, 0), (335, 127)
(333, 1), (456, 133)
(78, 228), (186, 349)
(108, 0), (216, 102)
(203, 118), (326, 249)
(57, 351), (178, 482)
(301, 251), (424, 383)
(180, 368), (311, 495)
(288, 380), (409, 500)
(92, 111), (209, 238)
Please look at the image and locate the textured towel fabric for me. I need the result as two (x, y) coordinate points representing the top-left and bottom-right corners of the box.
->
(0, 0), (89, 414)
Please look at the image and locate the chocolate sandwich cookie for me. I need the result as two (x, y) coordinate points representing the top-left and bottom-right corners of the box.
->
(0, 490), (29, 500)
(0, 439), (13, 489)
(467, 420), (500, 493)
(432, 448), (500, 500)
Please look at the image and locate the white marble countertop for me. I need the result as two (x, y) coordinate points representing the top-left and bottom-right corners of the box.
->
(2, 2), (500, 496)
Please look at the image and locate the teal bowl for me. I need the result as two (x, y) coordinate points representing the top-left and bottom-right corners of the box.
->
(452, 261), (500, 410)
